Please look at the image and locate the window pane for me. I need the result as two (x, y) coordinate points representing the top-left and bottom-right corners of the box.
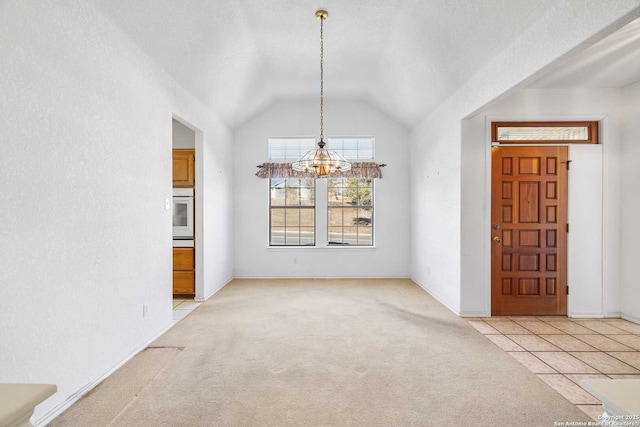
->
(270, 229), (285, 245)
(285, 209), (300, 226)
(342, 182), (359, 205)
(300, 178), (315, 188)
(285, 187), (301, 205)
(358, 231), (372, 246)
(358, 188), (372, 206)
(357, 208), (373, 226)
(271, 208), (285, 226)
(300, 188), (314, 206)
(269, 138), (316, 160)
(497, 126), (588, 141)
(328, 208), (343, 226)
(342, 139), (358, 150)
(300, 228), (315, 245)
(300, 209), (314, 227)
(326, 137), (374, 160)
(328, 228), (343, 244)
(328, 186), (343, 206)
(358, 146), (374, 159)
(270, 180), (285, 204)
(343, 207), (358, 226)
(284, 231), (299, 246)
(342, 149), (358, 160)
(285, 178), (302, 188)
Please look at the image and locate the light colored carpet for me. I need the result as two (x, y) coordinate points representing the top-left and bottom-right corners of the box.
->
(52, 279), (591, 426)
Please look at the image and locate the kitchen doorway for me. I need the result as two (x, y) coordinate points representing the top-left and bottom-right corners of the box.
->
(172, 117), (200, 300)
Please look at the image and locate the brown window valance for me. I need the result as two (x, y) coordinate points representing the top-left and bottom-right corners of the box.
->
(255, 162), (384, 179)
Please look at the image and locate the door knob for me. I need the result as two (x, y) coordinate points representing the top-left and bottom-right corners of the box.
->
(493, 236), (502, 242)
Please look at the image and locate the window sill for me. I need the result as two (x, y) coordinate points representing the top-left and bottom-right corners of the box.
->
(267, 246), (376, 251)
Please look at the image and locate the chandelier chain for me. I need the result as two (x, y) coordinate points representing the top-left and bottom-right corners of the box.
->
(319, 15), (324, 141)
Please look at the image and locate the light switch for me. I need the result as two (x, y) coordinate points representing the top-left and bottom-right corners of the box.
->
(165, 198), (171, 210)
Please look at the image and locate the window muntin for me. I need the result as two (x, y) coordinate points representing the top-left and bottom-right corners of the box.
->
(327, 178), (373, 246)
(270, 178), (315, 246)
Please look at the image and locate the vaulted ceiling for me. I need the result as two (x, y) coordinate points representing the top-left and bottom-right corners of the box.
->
(92, 1), (640, 128)
(529, 17), (640, 88)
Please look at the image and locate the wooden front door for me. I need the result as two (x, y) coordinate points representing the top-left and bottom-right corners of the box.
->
(491, 146), (568, 315)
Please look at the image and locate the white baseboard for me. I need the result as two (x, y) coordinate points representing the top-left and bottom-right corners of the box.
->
(33, 321), (175, 427)
(459, 311), (490, 318)
(410, 277), (461, 316)
(569, 313), (605, 318)
(195, 276), (234, 302)
(622, 312), (640, 325)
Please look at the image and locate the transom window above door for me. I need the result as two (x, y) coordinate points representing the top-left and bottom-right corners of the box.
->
(492, 121), (599, 144)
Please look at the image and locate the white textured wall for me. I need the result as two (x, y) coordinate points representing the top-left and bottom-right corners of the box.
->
(410, 1), (640, 315)
(196, 120), (235, 300)
(0, 1), (233, 424)
(567, 144), (605, 317)
(460, 88), (623, 317)
(410, 106), (462, 313)
(621, 80), (640, 323)
(233, 100), (410, 278)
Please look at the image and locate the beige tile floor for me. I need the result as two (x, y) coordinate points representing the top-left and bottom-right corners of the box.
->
(172, 298), (201, 322)
(467, 317), (640, 420)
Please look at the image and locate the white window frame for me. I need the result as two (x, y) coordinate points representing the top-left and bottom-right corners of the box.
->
(267, 137), (376, 248)
(327, 178), (374, 246)
(269, 178), (316, 247)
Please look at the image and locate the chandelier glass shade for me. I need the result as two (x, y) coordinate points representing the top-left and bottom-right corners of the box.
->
(291, 139), (351, 177)
(291, 10), (351, 178)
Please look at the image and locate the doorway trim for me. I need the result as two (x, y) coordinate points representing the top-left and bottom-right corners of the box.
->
(483, 115), (609, 318)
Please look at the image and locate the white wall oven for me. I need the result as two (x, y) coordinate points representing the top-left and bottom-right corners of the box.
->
(173, 188), (194, 239)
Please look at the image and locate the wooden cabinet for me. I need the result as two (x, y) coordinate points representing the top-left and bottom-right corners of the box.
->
(172, 149), (195, 188)
(172, 149), (195, 295)
(173, 247), (194, 295)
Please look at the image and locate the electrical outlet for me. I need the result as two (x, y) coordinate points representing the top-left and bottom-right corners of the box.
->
(142, 304), (148, 317)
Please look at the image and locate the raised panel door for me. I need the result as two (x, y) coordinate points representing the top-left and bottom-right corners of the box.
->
(491, 146), (568, 315)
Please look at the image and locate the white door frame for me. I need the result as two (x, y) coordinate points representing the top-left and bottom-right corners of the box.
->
(482, 115), (609, 318)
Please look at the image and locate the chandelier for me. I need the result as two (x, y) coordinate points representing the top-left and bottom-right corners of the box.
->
(291, 10), (351, 177)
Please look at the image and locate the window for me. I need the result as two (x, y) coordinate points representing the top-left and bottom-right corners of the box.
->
(328, 178), (373, 246)
(325, 137), (374, 160)
(269, 178), (315, 246)
(268, 137), (375, 247)
(268, 138), (316, 160)
(492, 121), (599, 144)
